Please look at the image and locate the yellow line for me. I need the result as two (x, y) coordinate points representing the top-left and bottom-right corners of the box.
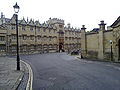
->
(21, 60), (33, 90)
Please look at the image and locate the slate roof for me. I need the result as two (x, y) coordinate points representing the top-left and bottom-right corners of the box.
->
(19, 18), (27, 25)
(4, 18), (11, 23)
(111, 16), (120, 27)
(0, 25), (7, 29)
(91, 28), (99, 32)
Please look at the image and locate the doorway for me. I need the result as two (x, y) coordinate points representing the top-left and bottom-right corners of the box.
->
(59, 43), (64, 52)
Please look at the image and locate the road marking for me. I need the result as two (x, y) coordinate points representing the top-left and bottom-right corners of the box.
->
(21, 60), (33, 90)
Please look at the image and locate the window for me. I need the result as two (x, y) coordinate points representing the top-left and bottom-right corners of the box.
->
(54, 30), (56, 33)
(43, 36), (47, 41)
(49, 29), (51, 33)
(65, 31), (67, 34)
(75, 32), (77, 35)
(37, 36), (41, 40)
(49, 36), (52, 41)
(23, 46), (27, 51)
(69, 31), (71, 34)
(73, 32), (75, 35)
(72, 32), (74, 35)
(0, 36), (5, 41)
(22, 25), (26, 30)
(37, 28), (40, 32)
(30, 45), (34, 50)
(72, 37), (74, 40)
(43, 28), (46, 32)
(59, 25), (63, 28)
(30, 36), (34, 40)
(23, 35), (27, 40)
(30, 27), (33, 31)
(11, 35), (16, 40)
(0, 45), (5, 51)
(11, 46), (16, 51)
(65, 37), (68, 40)
(11, 25), (16, 30)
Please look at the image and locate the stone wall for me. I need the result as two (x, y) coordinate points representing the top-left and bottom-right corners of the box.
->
(81, 21), (116, 61)
(86, 33), (99, 59)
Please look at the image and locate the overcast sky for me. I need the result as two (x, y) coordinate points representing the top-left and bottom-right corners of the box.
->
(0, 0), (120, 30)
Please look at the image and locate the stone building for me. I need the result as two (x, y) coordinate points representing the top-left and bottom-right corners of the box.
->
(0, 25), (6, 55)
(81, 17), (120, 62)
(0, 13), (81, 55)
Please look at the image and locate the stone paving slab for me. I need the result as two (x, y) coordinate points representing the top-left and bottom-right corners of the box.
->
(0, 57), (24, 90)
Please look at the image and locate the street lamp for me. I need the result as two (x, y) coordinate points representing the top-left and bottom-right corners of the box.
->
(110, 40), (113, 61)
(13, 2), (20, 70)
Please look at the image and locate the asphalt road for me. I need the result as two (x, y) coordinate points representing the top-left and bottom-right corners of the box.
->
(21, 53), (120, 90)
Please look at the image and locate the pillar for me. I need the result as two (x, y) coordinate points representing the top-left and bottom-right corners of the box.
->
(98, 21), (106, 60)
(81, 25), (87, 58)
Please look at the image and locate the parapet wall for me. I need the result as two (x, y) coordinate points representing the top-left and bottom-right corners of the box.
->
(46, 18), (64, 25)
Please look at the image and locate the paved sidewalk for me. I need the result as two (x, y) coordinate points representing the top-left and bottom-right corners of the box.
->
(0, 57), (28, 90)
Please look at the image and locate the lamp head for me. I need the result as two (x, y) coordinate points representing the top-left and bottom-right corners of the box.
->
(110, 40), (112, 44)
(13, 2), (20, 14)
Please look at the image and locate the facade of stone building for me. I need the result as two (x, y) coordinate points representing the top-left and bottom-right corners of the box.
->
(0, 13), (81, 55)
(0, 25), (6, 55)
(81, 17), (120, 62)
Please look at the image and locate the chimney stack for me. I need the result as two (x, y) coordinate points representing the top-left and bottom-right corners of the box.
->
(99, 20), (106, 30)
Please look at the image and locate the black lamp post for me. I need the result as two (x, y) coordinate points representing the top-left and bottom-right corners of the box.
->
(13, 2), (20, 70)
(110, 40), (113, 61)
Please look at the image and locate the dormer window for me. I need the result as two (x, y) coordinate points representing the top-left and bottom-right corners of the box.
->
(22, 25), (26, 30)
(49, 29), (51, 33)
(43, 28), (46, 32)
(30, 26), (33, 31)
(37, 28), (40, 32)
(11, 25), (16, 30)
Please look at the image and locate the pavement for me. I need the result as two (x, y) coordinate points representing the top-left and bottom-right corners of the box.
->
(0, 56), (33, 90)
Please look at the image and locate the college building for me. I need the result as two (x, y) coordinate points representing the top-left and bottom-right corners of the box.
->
(0, 13), (81, 55)
(0, 12), (120, 62)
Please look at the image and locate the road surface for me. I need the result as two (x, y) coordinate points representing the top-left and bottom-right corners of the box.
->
(21, 53), (120, 90)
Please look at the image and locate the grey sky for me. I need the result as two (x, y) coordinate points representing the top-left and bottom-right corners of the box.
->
(0, 0), (120, 30)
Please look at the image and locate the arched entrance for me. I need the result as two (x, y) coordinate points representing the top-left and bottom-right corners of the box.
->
(59, 43), (63, 52)
(118, 39), (120, 60)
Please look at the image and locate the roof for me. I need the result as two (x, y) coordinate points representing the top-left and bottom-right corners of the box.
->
(0, 25), (7, 30)
(111, 16), (120, 27)
(91, 28), (99, 32)
(19, 18), (27, 25)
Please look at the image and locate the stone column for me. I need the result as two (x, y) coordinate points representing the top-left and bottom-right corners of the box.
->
(81, 25), (86, 58)
(98, 21), (106, 60)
